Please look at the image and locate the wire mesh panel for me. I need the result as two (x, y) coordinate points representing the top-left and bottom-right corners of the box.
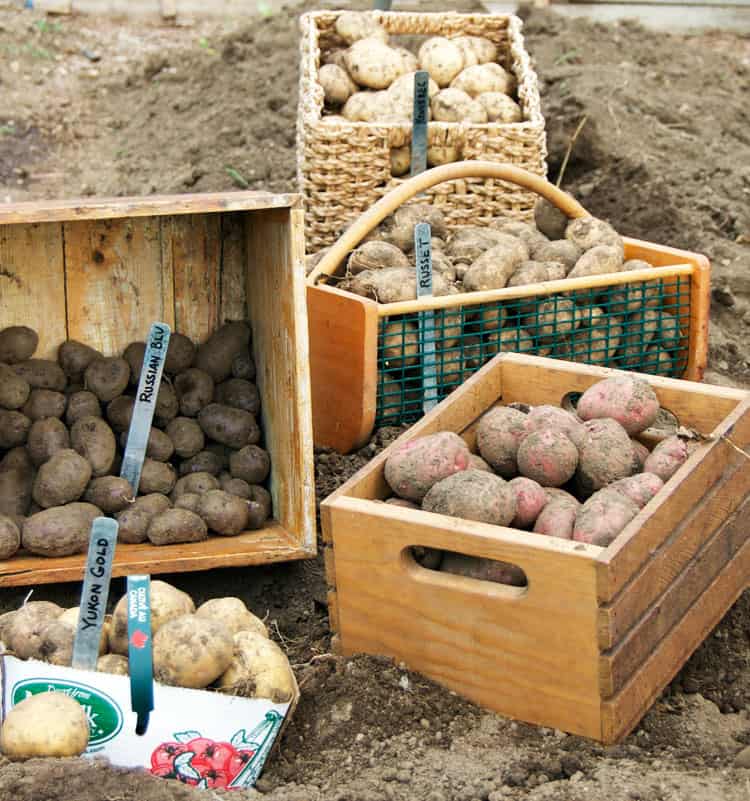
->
(375, 274), (691, 426)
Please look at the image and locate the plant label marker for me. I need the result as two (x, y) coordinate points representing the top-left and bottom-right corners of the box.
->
(120, 322), (171, 495)
(410, 71), (429, 177)
(372, 0), (392, 9)
(71, 517), (119, 671)
(415, 222), (438, 412)
(127, 575), (154, 735)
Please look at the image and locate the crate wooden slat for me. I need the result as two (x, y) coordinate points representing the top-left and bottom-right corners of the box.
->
(321, 353), (750, 742)
(0, 192), (316, 586)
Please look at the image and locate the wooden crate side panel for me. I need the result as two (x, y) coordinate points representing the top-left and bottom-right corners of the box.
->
(63, 217), (174, 354)
(599, 494), (750, 697)
(329, 497), (604, 738)
(246, 208), (316, 552)
(0, 222), (67, 358)
(219, 212), (248, 325)
(600, 536), (750, 744)
(598, 452), (750, 649)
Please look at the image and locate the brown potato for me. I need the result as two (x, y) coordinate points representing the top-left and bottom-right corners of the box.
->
(170, 471), (220, 502)
(423, 469), (517, 526)
(462, 242), (527, 292)
(179, 450), (223, 477)
(26, 417), (69, 465)
(0, 326), (38, 365)
(0, 364), (31, 410)
(246, 485), (272, 529)
(166, 417), (205, 459)
(33, 449), (92, 508)
(229, 445), (270, 484)
(194, 322), (251, 384)
(37, 620), (76, 666)
(22, 502), (101, 557)
(85, 357), (130, 402)
(57, 340), (101, 381)
(568, 245), (623, 280)
(98, 654), (129, 675)
(0, 466), (33, 519)
(0, 514), (21, 559)
(198, 489), (250, 536)
(205, 442), (232, 469)
(147, 508), (208, 546)
(138, 458), (177, 496)
(64, 391), (101, 427)
(119, 426), (174, 462)
(83, 476), (134, 513)
(70, 416), (116, 477)
(534, 198), (568, 241)
(123, 341), (146, 384)
(0, 410), (32, 449)
(174, 492), (202, 513)
(219, 476), (252, 499)
(21, 389), (66, 421)
(198, 403), (260, 448)
(165, 333), (195, 374)
(214, 379), (260, 415)
(115, 493), (171, 544)
(154, 382), (179, 427)
(12, 359), (66, 392)
(231, 352), (255, 381)
(531, 239), (582, 273)
(0, 446), (32, 473)
(5, 601), (63, 659)
(566, 217), (624, 254)
(174, 368), (214, 417)
(106, 396), (135, 432)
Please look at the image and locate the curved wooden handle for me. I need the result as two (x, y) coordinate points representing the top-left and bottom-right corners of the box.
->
(307, 161), (590, 284)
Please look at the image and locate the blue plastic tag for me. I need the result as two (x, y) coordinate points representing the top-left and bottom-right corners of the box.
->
(415, 223), (438, 412)
(127, 575), (154, 735)
(410, 71), (429, 177)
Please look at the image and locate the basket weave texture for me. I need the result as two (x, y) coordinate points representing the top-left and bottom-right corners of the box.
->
(297, 11), (548, 252)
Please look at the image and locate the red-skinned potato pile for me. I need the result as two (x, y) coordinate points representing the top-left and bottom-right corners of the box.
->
(383, 374), (699, 581)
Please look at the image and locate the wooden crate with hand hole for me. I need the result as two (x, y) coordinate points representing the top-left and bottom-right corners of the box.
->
(320, 353), (750, 742)
(0, 192), (316, 586)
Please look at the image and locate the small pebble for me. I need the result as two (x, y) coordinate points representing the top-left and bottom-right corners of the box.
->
(734, 745), (750, 768)
(420, 718), (430, 729)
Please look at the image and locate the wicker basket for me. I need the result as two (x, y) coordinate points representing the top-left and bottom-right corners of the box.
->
(297, 10), (547, 251)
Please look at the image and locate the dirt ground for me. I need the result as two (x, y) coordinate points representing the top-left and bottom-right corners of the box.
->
(0, 1), (749, 799)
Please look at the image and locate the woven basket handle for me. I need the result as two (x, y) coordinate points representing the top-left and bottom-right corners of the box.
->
(307, 161), (590, 284)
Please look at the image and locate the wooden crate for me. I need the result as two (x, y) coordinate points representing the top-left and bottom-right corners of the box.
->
(0, 192), (316, 586)
(321, 353), (750, 743)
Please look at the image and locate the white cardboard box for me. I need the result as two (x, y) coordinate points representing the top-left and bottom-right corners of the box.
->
(0, 655), (297, 790)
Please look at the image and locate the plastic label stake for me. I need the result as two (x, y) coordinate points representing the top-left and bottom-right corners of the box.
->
(120, 322), (171, 494)
(410, 71), (429, 177)
(415, 222), (438, 413)
(71, 517), (119, 671)
(372, 0), (392, 8)
(127, 575), (154, 735)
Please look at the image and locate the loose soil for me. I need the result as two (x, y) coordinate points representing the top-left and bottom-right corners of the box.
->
(0, 2), (748, 800)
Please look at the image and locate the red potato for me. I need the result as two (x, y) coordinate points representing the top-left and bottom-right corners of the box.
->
(545, 487), (580, 505)
(575, 418), (635, 495)
(384, 431), (471, 502)
(476, 406), (528, 478)
(576, 375), (659, 435)
(509, 477), (548, 529)
(533, 497), (578, 540)
(516, 429), (579, 488)
(468, 454), (492, 472)
(573, 488), (640, 546)
(440, 552), (526, 587)
(630, 438), (650, 472)
(643, 435), (690, 482)
(523, 405), (585, 449)
(608, 472), (664, 508)
(422, 469), (516, 527)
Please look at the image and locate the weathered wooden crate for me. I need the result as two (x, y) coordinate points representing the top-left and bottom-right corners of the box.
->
(321, 353), (750, 742)
(0, 192), (316, 586)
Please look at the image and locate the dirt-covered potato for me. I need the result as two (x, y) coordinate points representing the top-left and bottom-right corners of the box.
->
(216, 629), (295, 702)
(440, 552), (526, 586)
(63, 391), (100, 427)
(527, 296), (579, 340)
(198, 403), (260, 449)
(462, 239), (529, 292)
(1, 691), (89, 759)
(508, 477), (548, 529)
(418, 37), (465, 87)
(476, 406), (528, 477)
(229, 444), (271, 485)
(568, 245), (623, 279)
(115, 493), (171, 544)
(198, 490), (250, 536)
(530, 239), (582, 273)
(576, 418), (635, 496)
(534, 198), (568, 241)
(385, 204), (449, 251)
(0, 363), (31, 410)
(450, 62), (514, 97)
(0, 464), (33, 519)
(26, 417), (68, 465)
(390, 146), (410, 176)
(566, 216), (624, 255)
(22, 501), (100, 556)
(477, 91), (522, 122)
(105, 395), (134, 432)
(341, 90), (394, 122)
(341, 266), (451, 304)
(70, 415), (116, 477)
(380, 320), (419, 370)
(0, 409), (32, 449)
(153, 614), (234, 689)
(4, 601), (63, 658)
(174, 492), (202, 513)
(345, 38), (406, 90)
(423, 469), (516, 526)
(171, 471), (220, 501)
(386, 71), (439, 119)
(573, 487), (640, 546)
(608, 259), (661, 314)
(174, 368), (215, 417)
(453, 35), (497, 65)
(643, 345), (674, 375)
(138, 458), (177, 495)
(0, 515), (21, 559)
(36, 619), (76, 666)
(165, 332), (196, 374)
(118, 426), (174, 462)
(643, 435), (690, 482)
(608, 472), (664, 508)
(524, 405), (585, 447)
(246, 485), (272, 529)
(0, 326), (38, 365)
(194, 322), (251, 384)
(33, 449), (92, 508)
(320, 63), (357, 106)
(21, 388), (66, 421)
(166, 416), (205, 459)
(618, 308), (661, 366)
(11, 359), (66, 392)
(577, 375), (660, 435)
(431, 88), (487, 122)
(533, 496), (579, 539)
(58, 606), (110, 655)
(58, 340), (101, 382)
(147, 507), (208, 545)
(426, 145), (460, 167)
(214, 378), (261, 415)
(153, 382), (179, 428)
(84, 357), (130, 403)
(123, 341), (146, 383)
(219, 475), (252, 499)
(97, 654), (129, 675)
(83, 476), (134, 513)
(195, 597), (268, 638)
(517, 429), (579, 488)
(109, 580), (195, 655)
(334, 11), (388, 45)
(179, 450), (223, 476)
(508, 260), (564, 288)
(348, 241), (410, 275)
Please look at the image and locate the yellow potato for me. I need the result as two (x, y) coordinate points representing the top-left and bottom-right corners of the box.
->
(450, 63), (515, 98)
(1, 692), (89, 759)
(195, 597), (269, 639)
(334, 11), (388, 45)
(390, 146), (411, 177)
(217, 629), (296, 703)
(345, 39), (405, 90)
(427, 144), (460, 167)
(477, 91), (522, 123)
(431, 88), (488, 123)
(319, 63), (357, 107)
(418, 37), (465, 87)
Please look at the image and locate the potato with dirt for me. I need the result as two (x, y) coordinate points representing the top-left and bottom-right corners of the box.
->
(507, 260), (566, 287)
(32, 449), (92, 508)
(0, 326), (38, 365)
(106, 395), (134, 432)
(217, 629), (296, 702)
(197, 490), (249, 536)
(0, 465), (33, 520)
(576, 375), (660, 435)
(12, 359), (66, 392)
(229, 444), (271, 485)
(341, 265), (451, 304)
(153, 614), (234, 689)
(36, 619), (76, 666)
(137, 458), (177, 496)
(195, 597), (268, 638)
(97, 654), (129, 675)
(462, 239), (529, 292)
(119, 426), (174, 462)
(70, 415), (116, 477)
(109, 580), (195, 655)
(526, 296), (579, 340)
(476, 406), (528, 477)
(1, 691), (89, 759)
(115, 493), (171, 544)
(26, 417), (69, 464)
(164, 332), (196, 375)
(58, 340), (101, 382)
(575, 418), (635, 496)
(84, 357), (130, 402)
(83, 476), (134, 513)
(384, 431), (471, 502)
(534, 198), (568, 241)
(608, 472), (664, 508)
(0, 515), (21, 560)
(194, 321), (252, 384)
(532, 496), (579, 539)
(451, 62), (515, 97)
(154, 382), (179, 428)
(171, 471), (220, 502)
(319, 63), (358, 106)
(386, 71), (439, 119)
(21, 388), (66, 421)
(246, 485), (272, 529)
(423, 469), (517, 526)
(179, 450), (223, 476)
(477, 91), (522, 122)
(439, 552), (526, 587)
(214, 378), (261, 415)
(568, 244), (624, 279)
(64, 391), (101, 427)
(507, 477), (548, 529)
(566, 216), (624, 255)
(517, 429), (579, 487)
(573, 487), (640, 546)
(431, 88), (487, 123)
(334, 11), (388, 45)
(531, 239), (582, 273)
(0, 409), (32, 449)
(4, 600), (64, 659)
(22, 502), (100, 557)
(166, 416), (205, 459)
(643, 434), (690, 482)
(198, 403), (260, 448)
(147, 507), (208, 545)
(523, 405), (585, 447)
(418, 37), (465, 87)
(0, 364), (31, 410)
(347, 241), (410, 275)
